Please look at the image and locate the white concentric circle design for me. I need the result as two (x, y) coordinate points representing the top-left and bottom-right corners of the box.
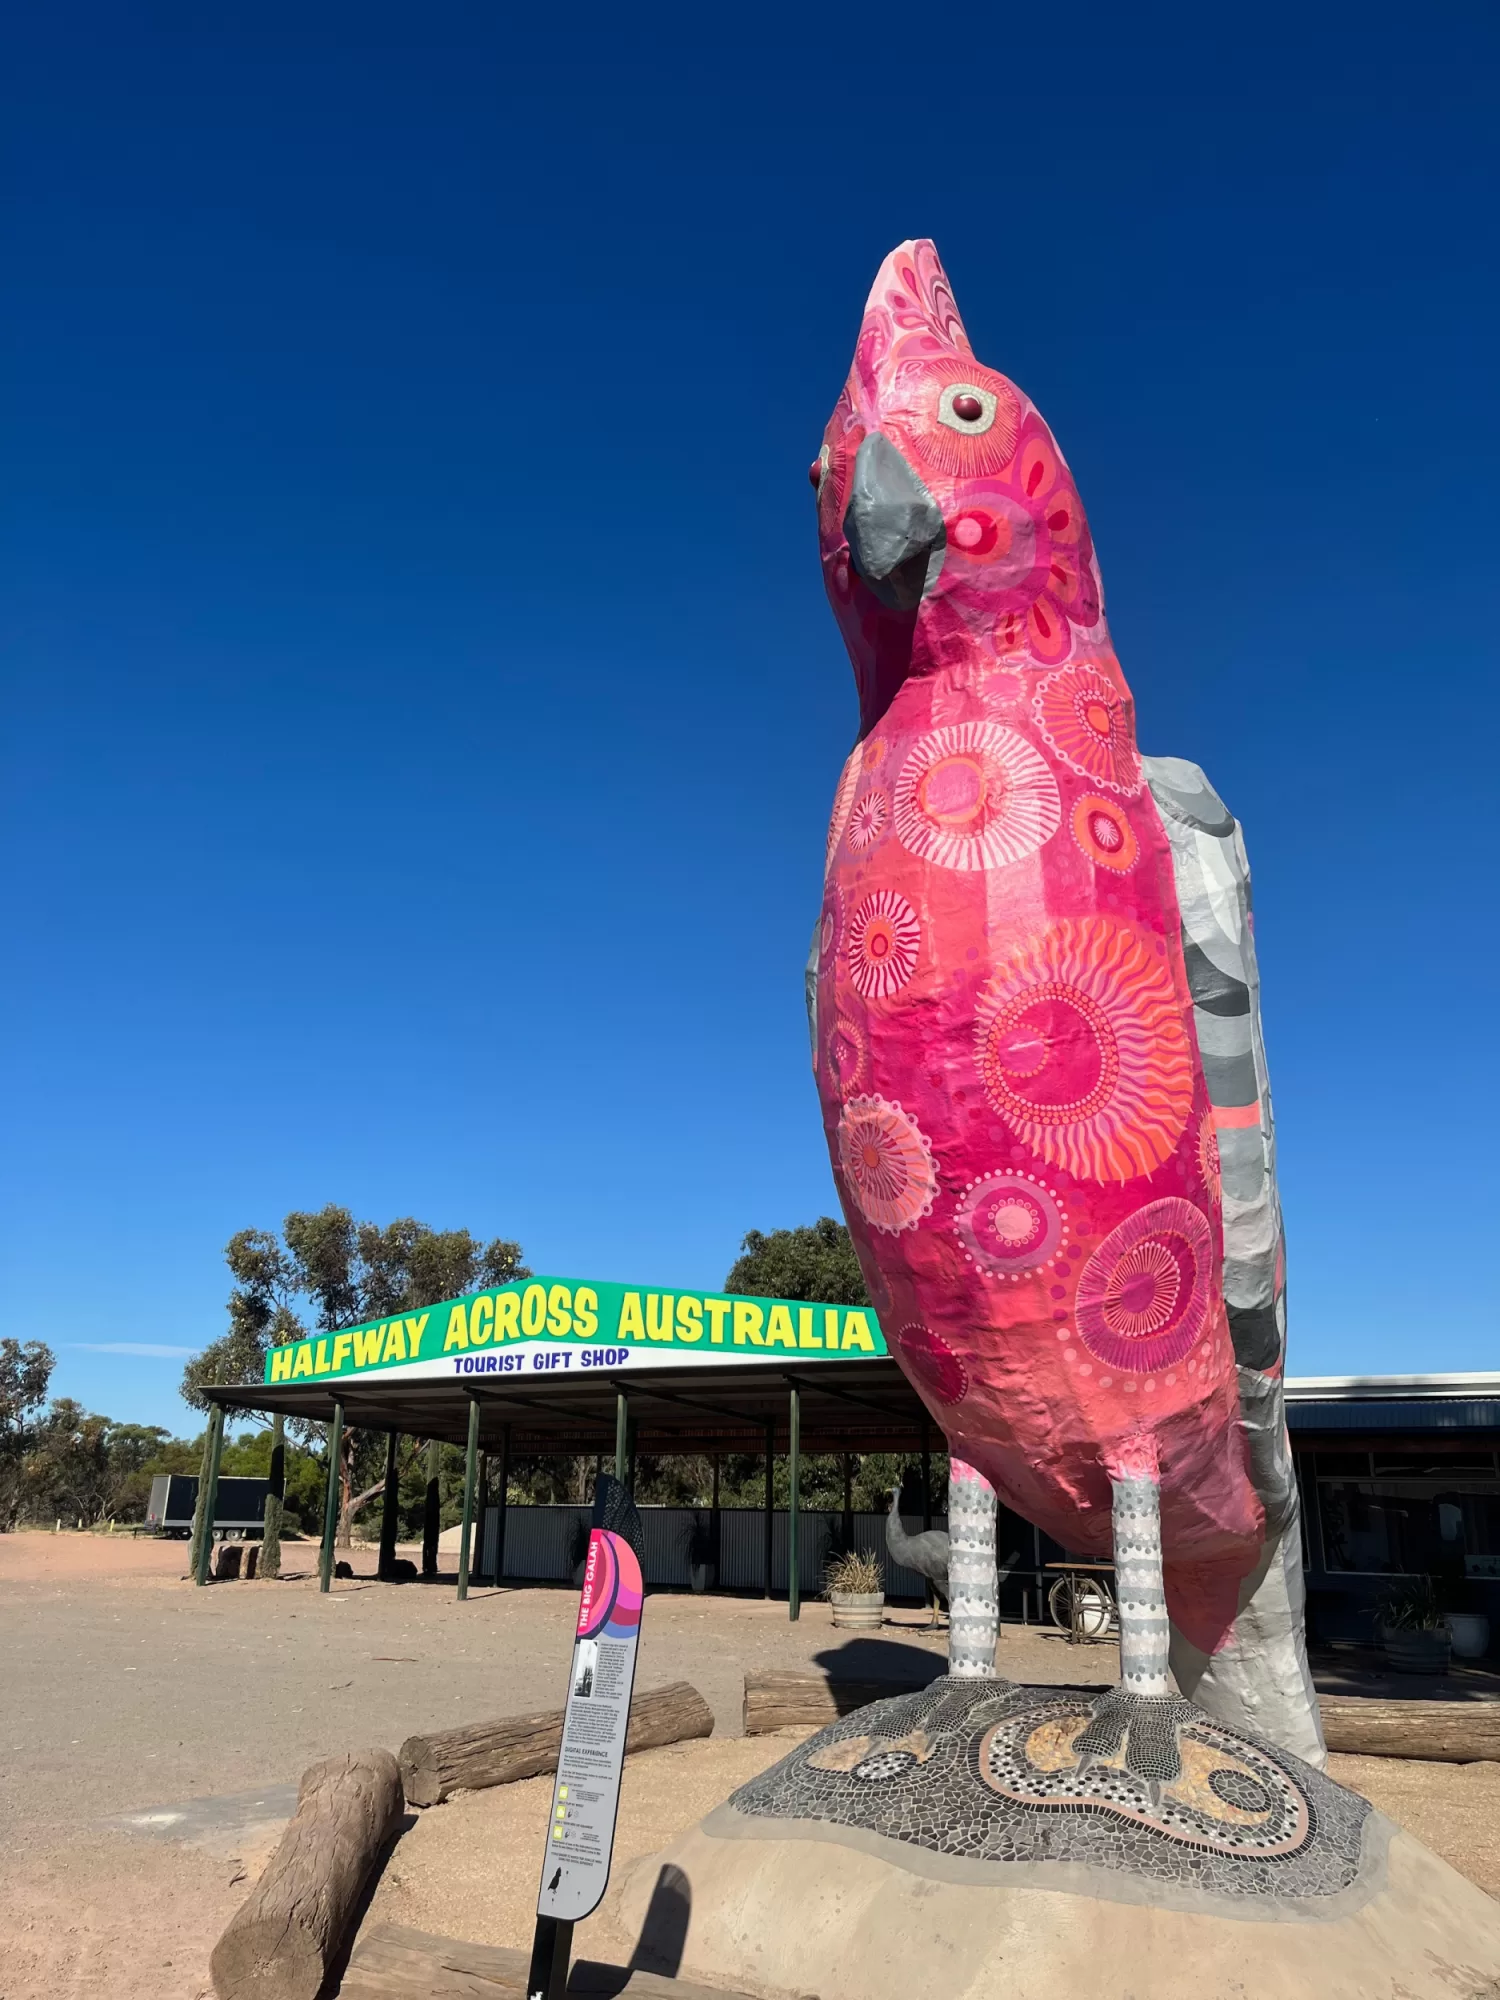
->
(893, 722), (1060, 872)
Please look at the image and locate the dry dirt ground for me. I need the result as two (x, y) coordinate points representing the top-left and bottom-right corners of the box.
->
(3, 1531), (1496, 2000)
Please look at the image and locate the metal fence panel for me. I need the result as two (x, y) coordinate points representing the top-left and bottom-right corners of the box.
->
(477, 1503), (944, 1601)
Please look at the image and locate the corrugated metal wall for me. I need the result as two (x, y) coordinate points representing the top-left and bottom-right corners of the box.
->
(478, 1503), (944, 1601)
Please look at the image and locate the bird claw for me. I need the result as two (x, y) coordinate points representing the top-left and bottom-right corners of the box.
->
(1073, 1688), (1195, 1790)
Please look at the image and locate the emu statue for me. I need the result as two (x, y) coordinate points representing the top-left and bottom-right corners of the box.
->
(887, 1464), (1003, 1676)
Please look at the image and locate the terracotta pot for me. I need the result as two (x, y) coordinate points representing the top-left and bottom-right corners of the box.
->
(830, 1589), (884, 1630)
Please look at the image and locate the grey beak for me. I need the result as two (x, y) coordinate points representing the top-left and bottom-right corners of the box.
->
(843, 432), (946, 610)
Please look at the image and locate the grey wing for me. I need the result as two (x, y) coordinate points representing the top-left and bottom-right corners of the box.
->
(1143, 755), (1285, 1370)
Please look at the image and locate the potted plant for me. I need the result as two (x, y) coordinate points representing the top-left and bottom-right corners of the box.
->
(825, 1547), (884, 1630)
(1377, 1575), (1452, 1675)
(679, 1513), (715, 1592)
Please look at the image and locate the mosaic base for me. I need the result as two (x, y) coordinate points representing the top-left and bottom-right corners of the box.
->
(727, 1678), (1370, 1905)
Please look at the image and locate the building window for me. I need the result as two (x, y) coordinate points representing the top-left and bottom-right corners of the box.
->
(1316, 1476), (1500, 1577)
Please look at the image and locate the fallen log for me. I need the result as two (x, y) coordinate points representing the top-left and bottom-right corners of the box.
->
(399, 1679), (714, 1807)
(1320, 1693), (1500, 1763)
(210, 1748), (403, 2000)
(743, 1668), (942, 1735)
(743, 1669), (1500, 1763)
(340, 1922), (756, 1999)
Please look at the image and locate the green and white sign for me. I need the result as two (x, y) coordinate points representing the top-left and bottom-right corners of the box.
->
(264, 1275), (889, 1388)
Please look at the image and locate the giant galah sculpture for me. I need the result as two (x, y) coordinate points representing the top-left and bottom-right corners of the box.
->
(809, 240), (1324, 1775)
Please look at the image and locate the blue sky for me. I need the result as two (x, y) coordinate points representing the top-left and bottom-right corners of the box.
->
(4, 5), (1497, 1433)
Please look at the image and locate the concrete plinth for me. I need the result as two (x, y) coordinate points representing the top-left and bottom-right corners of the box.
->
(612, 1679), (1500, 2000)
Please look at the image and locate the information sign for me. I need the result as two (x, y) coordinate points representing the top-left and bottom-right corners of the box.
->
(526, 1474), (645, 1999)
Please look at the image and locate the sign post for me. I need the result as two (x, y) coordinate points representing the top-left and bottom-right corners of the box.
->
(526, 1473), (646, 2000)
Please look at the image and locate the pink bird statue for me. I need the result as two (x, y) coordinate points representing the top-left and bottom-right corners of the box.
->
(810, 240), (1323, 1776)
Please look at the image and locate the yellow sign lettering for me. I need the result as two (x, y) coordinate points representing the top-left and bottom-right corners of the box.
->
(314, 1339), (331, 1374)
(618, 1292), (646, 1342)
(547, 1284), (573, 1336)
(705, 1299), (730, 1345)
(270, 1347), (293, 1383)
(521, 1283), (547, 1337)
(444, 1304), (470, 1352)
(470, 1295), (495, 1346)
(840, 1310), (876, 1352)
(646, 1293), (674, 1342)
(733, 1302), (765, 1347)
(766, 1304), (796, 1351)
(675, 1295), (703, 1342)
(572, 1288), (598, 1338)
(291, 1343), (313, 1379)
(354, 1326), (384, 1368)
(405, 1313), (429, 1356)
(496, 1292), (520, 1341)
(798, 1307), (822, 1350)
(824, 1308), (841, 1351)
(381, 1322), (406, 1363)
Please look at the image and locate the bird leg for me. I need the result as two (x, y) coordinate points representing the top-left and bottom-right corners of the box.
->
(1074, 1438), (1193, 1798)
(946, 1458), (999, 1678)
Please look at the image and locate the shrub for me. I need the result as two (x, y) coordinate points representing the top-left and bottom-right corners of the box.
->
(824, 1548), (883, 1597)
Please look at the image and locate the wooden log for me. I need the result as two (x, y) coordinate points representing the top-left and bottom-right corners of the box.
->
(210, 1749), (403, 2000)
(339, 1923), (757, 2000)
(399, 1679), (714, 1808)
(1320, 1693), (1500, 1763)
(743, 1668), (932, 1735)
(743, 1669), (1500, 1764)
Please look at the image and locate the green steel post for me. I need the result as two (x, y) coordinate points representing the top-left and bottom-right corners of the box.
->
(421, 1438), (441, 1577)
(193, 1403), (225, 1586)
(614, 1391), (628, 1482)
(457, 1396), (481, 1602)
(788, 1384), (801, 1623)
(378, 1430), (400, 1580)
(318, 1401), (344, 1594)
(763, 1419), (775, 1599)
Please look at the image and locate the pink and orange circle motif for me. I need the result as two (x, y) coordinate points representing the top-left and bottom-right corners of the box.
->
(1033, 665), (1141, 796)
(846, 787), (891, 854)
(825, 1012), (870, 1097)
(837, 1096), (938, 1236)
(955, 1172), (1068, 1280)
(973, 918), (1195, 1182)
(895, 1322), (968, 1405)
(893, 722), (1061, 872)
(1075, 1198), (1214, 1373)
(1070, 794), (1139, 873)
(826, 744), (864, 869)
(1197, 1109), (1223, 1205)
(846, 891), (921, 999)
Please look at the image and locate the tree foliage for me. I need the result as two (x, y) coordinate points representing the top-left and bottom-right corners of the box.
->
(724, 1217), (869, 1307)
(181, 1206), (530, 1539)
(0, 1340), (55, 1529)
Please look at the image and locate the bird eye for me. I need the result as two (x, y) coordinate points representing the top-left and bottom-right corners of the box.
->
(937, 384), (998, 436)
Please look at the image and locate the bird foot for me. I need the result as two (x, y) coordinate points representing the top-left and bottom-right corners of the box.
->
(1073, 1687), (1196, 1790)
